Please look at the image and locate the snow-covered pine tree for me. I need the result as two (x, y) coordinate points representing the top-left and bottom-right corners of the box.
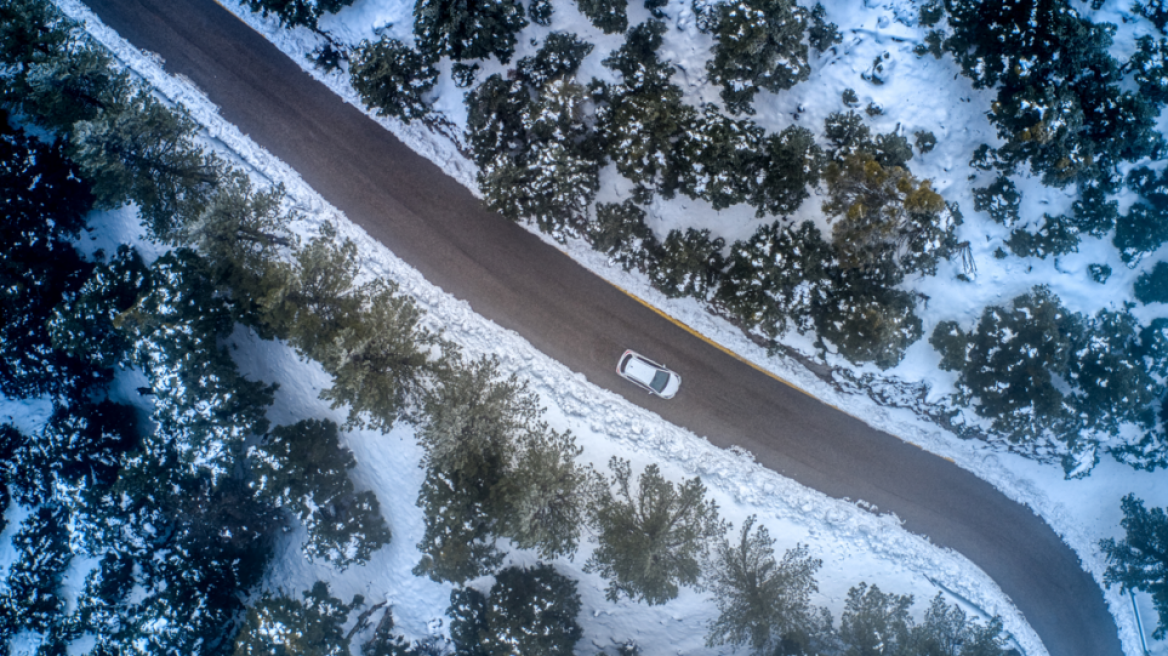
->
(350, 36), (438, 123)
(597, 20), (696, 199)
(14, 45), (132, 134)
(585, 458), (725, 605)
(588, 200), (660, 272)
(972, 175), (1022, 227)
(242, 0), (357, 29)
(575, 0), (628, 34)
(1005, 213), (1080, 259)
(909, 593), (1012, 656)
(516, 32), (594, 88)
(749, 125), (823, 217)
(413, 0), (527, 63)
(1067, 308), (1156, 440)
(668, 105), (765, 210)
(234, 581), (360, 655)
(414, 465), (505, 583)
(705, 516), (824, 655)
(1101, 494), (1168, 639)
(0, 505), (72, 638)
(448, 564), (583, 656)
(930, 286), (1082, 443)
(716, 220), (834, 337)
(1116, 165), (1168, 266)
(250, 419), (391, 569)
(1130, 36), (1168, 106)
(705, 0), (810, 115)
(650, 228), (726, 299)
(812, 273), (923, 370)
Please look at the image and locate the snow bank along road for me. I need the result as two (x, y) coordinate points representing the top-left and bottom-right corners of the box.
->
(80, 0), (1122, 654)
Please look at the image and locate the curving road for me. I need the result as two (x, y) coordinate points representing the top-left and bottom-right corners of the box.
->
(78, 1), (1122, 654)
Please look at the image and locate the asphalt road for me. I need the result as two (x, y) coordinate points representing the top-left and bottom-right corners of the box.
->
(79, 1), (1124, 654)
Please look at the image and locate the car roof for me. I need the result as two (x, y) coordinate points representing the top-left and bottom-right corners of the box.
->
(624, 356), (658, 384)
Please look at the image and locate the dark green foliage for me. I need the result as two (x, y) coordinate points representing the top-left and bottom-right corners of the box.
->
(585, 458), (725, 605)
(452, 62), (480, 88)
(1067, 309), (1156, 438)
(448, 564), (583, 656)
(1, 505), (72, 637)
(1101, 495), (1168, 639)
(841, 88), (859, 107)
(530, 0), (553, 25)
(1136, 262), (1168, 304)
(414, 358), (591, 581)
(309, 43), (347, 73)
(588, 200), (660, 271)
(650, 228), (726, 299)
(669, 105), (765, 209)
(1129, 36), (1168, 106)
(1067, 183), (1118, 237)
(470, 34), (601, 238)
(972, 175), (1021, 227)
(598, 20), (696, 196)
(0, 0), (70, 71)
(242, 0), (357, 29)
(0, 127), (96, 399)
(1005, 214), (1080, 258)
(919, 0), (944, 26)
(233, 582), (360, 656)
(913, 130), (936, 154)
(71, 89), (221, 238)
(576, 0), (628, 34)
(717, 221), (833, 336)
(10, 45), (131, 135)
(350, 37), (438, 123)
(814, 277), (923, 370)
(413, 0), (527, 63)
(251, 419), (391, 569)
(705, 517), (822, 654)
(931, 287), (1080, 441)
(944, 0), (1159, 186)
(749, 125), (823, 217)
(705, 0), (810, 114)
(363, 608), (429, 656)
(1117, 166), (1168, 265)
(1089, 263), (1112, 284)
(808, 3), (841, 53)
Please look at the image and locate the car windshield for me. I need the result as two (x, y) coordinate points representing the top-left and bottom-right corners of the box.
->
(650, 370), (670, 393)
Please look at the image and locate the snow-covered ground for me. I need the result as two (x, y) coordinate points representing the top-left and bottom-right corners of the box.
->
(21, 0), (1167, 654)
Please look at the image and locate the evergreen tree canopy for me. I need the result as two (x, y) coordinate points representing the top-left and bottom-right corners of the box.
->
(413, 0), (527, 63)
(251, 419), (391, 569)
(575, 0), (628, 34)
(705, 517), (823, 655)
(1116, 165), (1168, 266)
(1101, 494), (1168, 639)
(233, 581), (360, 655)
(813, 274), (923, 370)
(669, 105), (765, 210)
(242, 0), (357, 29)
(650, 228), (726, 300)
(838, 583), (913, 656)
(750, 125), (823, 217)
(0, 505), (72, 638)
(705, 0), (810, 114)
(350, 36), (438, 123)
(588, 200), (660, 272)
(1136, 262), (1168, 305)
(585, 458), (725, 605)
(448, 564), (583, 656)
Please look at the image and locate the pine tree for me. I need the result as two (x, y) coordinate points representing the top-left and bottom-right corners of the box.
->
(1067, 309), (1156, 439)
(516, 33), (594, 88)
(14, 45), (132, 134)
(650, 228), (726, 299)
(972, 175), (1022, 227)
(448, 564), (583, 656)
(807, 3), (841, 52)
(930, 286), (1082, 442)
(0, 127), (96, 399)
(588, 200), (660, 272)
(413, 0), (527, 63)
(1129, 36), (1168, 106)
(242, 0), (358, 29)
(837, 583), (912, 656)
(1, 505), (73, 637)
(576, 0), (628, 34)
(668, 105), (765, 209)
(585, 458), (725, 605)
(414, 465), (505, 583)
(1116, 165), (1168, 266)
(908, 593), (1011, 656)
(597, 20), (696, 197)
(250, 419), (391, 569)
(717, 220), (834, 337)
(813, 275), (922, 370)
(234, 582), (360, 655)
(749, 125), (823, 217)
(1136, 262), (1168, 305)
(1005, 213), (1080, 259)
(705, 0), (810, 114)
(350, 37), (438, 123)
(70, 88), (221, 238)
(1101, 494), (1168, 639)
(705, 517), (823, 655)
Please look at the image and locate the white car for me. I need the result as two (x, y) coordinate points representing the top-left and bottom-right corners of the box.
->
(616, 350), (681, 399)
